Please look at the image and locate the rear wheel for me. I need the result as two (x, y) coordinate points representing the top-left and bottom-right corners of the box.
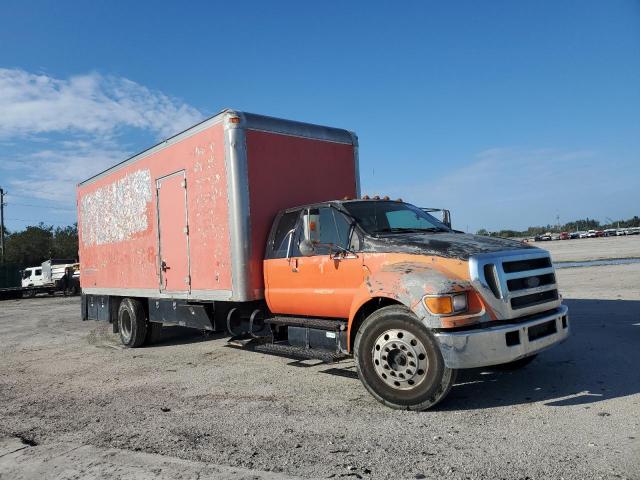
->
(118, 298), (148, 348)
(354, 305), (456, 411)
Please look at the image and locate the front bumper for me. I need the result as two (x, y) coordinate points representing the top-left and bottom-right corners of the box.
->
(435, 305), (569, 369)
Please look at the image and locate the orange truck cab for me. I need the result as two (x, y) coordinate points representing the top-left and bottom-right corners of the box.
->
(262, 199), (569, 409)
(78, 110), (569, 410)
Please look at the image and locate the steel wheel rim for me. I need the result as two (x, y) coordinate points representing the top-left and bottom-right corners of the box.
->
(121, 311), (132, 341)
(372, 328), (429, 390)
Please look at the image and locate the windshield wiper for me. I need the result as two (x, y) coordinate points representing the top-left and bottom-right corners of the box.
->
(372, 227), (448, 234)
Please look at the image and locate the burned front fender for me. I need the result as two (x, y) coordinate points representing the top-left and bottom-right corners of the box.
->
(355, 255), (487, 329)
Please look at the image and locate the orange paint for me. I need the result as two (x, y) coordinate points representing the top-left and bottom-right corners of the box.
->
(78, 123), (231, 291)
(265, 255), (365, 318)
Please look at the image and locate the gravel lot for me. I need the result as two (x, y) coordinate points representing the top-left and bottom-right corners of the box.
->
(537, 234), (640, 262)
(1, 239), (639, 479)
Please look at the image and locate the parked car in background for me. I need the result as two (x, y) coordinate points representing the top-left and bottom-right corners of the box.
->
(570, 232), (580, 239)
(595, 230), (605, 237)
(560, 232), (570, 240)
(534, 233), (552, 241)
(586, 230), (597, 238)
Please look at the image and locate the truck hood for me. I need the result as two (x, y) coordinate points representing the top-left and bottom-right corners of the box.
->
(362, 232), (535, 260)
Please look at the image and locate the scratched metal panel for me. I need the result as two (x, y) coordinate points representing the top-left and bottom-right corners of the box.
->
(77, 122), (232, 293)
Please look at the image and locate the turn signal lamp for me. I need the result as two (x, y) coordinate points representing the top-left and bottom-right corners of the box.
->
(424, 293), (468, 315)
(424, 296), (453, 315)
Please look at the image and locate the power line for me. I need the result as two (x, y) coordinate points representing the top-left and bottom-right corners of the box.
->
(6, 217), (75, 223)
(6, 202), (75, 212)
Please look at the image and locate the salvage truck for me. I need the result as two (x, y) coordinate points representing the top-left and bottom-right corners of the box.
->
(78, 110), (569, 410)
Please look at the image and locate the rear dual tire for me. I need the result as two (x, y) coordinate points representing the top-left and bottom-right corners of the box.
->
(354, 305), (456, 411)
(118, 298), (148, 348)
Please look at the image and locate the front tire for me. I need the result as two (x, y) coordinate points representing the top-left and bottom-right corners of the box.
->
(118, 298), (148, 348)
(354, 305), (456, 411)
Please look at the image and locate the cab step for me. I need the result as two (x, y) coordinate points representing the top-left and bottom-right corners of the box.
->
(253, 343), (348, 363)
(265, 316), (347, 331)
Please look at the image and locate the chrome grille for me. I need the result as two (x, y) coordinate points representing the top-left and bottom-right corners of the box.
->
(469, 250), (562, 319)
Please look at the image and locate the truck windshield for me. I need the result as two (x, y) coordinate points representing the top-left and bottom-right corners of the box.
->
(342, 201), (450, 235)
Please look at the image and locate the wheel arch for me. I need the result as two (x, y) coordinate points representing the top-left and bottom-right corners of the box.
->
(348, 296), (406, 353)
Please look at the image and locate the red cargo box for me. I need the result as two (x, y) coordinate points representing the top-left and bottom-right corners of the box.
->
(77, 110), (359, 302)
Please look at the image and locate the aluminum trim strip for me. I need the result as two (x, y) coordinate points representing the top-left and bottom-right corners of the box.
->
(82, 287), (234, 301)
(509, 283), (558, 297)
(224, 114), (253, 302)
(503, 267), (555, 280)
(78, 110), (357, 187)
(241, 112), (355, 145)
(350, 131), (361, 197)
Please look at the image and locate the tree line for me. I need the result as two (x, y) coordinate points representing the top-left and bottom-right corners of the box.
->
(2, 223), (79, 268)
(477, 215), (640, 238)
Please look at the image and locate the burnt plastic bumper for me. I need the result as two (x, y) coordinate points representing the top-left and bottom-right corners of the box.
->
(435, 305), (569, 369)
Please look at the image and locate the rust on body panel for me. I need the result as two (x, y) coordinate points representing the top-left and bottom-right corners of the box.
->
(344, 253), (492, 351)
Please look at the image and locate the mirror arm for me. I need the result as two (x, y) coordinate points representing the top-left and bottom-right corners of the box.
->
(285, 229), (295, 260)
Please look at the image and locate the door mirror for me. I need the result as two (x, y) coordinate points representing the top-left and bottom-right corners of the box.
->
(441, 209), (452, 229)
(299, 239), (316, 257)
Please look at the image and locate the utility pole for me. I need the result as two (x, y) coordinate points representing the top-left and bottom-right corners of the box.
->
(0, 187), (5, 263)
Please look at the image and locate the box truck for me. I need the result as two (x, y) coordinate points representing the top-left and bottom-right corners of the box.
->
(78, 109), (569, 410)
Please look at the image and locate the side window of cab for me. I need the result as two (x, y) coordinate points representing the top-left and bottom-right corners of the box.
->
(302, 207), (360, 255)
(270, 210), (301, 259)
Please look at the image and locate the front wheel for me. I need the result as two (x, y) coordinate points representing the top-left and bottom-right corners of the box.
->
(354, 305), (457, 411)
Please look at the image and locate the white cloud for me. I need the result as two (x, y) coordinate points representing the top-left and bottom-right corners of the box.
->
(8, 145), (129, 202)
(385, 147), (639, 232)
(0, 68), (203, 138)
(0, 68), (205, 207)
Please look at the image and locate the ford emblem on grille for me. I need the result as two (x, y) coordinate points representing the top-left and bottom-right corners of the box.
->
(526, 276), (541, 288)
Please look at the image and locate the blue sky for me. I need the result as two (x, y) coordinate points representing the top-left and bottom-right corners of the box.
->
(0, 0), (638, 233)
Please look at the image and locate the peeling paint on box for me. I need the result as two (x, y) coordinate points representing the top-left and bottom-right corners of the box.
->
(80, 169), (152, 246)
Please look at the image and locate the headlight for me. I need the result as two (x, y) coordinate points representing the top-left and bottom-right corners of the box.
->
(451, 293), (467, 312)
(423, 292), (468, 315)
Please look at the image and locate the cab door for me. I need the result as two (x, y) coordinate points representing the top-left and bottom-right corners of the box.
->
(265, 206), (364, 319)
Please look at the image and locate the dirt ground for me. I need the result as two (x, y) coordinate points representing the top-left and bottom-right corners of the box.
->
(1, 240), (639, 479)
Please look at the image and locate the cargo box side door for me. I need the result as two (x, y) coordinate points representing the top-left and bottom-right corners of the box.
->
(156, 171), (191, 293)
